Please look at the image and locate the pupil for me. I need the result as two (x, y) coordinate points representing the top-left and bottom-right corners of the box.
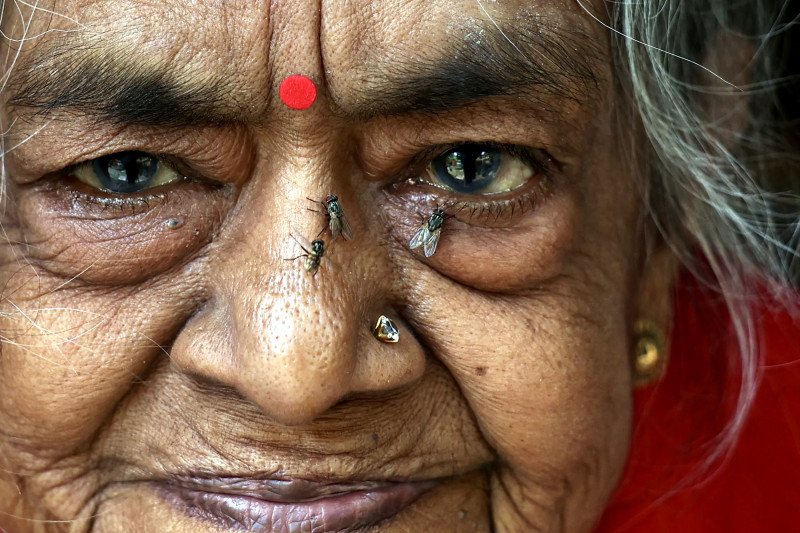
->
(433, 144), (501, 193)
(93, 151), (159, 193)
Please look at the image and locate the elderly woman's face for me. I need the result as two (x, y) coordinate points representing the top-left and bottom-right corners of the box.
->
(0, 0), (657, 531)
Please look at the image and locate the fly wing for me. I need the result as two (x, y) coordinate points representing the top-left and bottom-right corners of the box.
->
(409, 225), (430, 250)
(339, 214), (354, 240)
(422, 228), (441, 257)
(329, 217), (342, 240)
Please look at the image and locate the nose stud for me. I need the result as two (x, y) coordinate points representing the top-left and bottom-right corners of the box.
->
(372, 315), (399, 343)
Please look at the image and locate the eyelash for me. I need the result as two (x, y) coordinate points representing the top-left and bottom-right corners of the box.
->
(53, 140), (556, 225)
(62, 185), (163, 212)
(396, 141), (557, 222)
(448, 190), (549, 221)
(57, 155), (196, 213)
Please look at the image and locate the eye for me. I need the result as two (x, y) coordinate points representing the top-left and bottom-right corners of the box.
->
(70, 151), (184, 194)
(424, 143), (542, 196)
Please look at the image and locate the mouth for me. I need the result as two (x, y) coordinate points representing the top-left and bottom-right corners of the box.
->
(153, 476), (439, 532)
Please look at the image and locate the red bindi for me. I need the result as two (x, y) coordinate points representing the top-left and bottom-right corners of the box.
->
(279, 75), (317, 110)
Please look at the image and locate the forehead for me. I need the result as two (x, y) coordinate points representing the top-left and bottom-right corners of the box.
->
(3, 0), (605, 119)
(28, 0), (592, 48)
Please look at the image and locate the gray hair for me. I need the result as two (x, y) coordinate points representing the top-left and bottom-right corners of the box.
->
(608, 0), (799, 482)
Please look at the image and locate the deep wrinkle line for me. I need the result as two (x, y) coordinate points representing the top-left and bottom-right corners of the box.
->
(6, 13), (600, 128)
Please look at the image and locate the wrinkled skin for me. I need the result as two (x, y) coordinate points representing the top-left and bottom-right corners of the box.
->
(0, 0), (675, 532)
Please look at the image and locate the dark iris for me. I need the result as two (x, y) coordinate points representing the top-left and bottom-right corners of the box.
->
(431, 143), (501, 194)
(91, 151), (160, 193)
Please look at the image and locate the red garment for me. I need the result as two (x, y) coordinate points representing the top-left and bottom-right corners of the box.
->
(596, 273), (800, 532)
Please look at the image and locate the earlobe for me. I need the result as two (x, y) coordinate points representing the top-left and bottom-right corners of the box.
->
(632, 318), (667, 387)
(632, 240), (680, 387)
(628, 30), (752, 389)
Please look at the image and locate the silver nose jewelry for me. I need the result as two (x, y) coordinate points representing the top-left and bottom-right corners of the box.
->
(372, 315), (399, 343)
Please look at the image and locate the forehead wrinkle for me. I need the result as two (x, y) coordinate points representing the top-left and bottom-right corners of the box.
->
(325, 12), (604, 120)
(3, 0), (274, 114)
(6, 38), (245, 126)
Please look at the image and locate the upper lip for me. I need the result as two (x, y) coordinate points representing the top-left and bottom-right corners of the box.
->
(160, 475), (428, 503)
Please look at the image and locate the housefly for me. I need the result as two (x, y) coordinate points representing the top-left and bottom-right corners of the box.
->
(409, 207), (447, 258)
(286, 238), (326, 276)
(307, 194), (354, 241)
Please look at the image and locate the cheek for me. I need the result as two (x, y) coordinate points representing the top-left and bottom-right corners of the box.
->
(402, 266), (635, 528)
(0, 279), (206, 528)
(437, 289), (631, 466)
(381, 175), (580, 294)
(393, 193), (579, 292)
(0, 265), (202, 468)
(10, 180), (232, 284)
(474, 319), (632, 476)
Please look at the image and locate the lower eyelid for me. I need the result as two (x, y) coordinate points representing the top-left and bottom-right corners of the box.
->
(386, 170), (555, 232)
(414, 171), (555, 224)
(11, 178), (233, 284)
(381, 182), (577, 292)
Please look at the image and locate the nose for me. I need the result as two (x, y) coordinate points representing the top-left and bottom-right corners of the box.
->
(169, 179), (426, 426)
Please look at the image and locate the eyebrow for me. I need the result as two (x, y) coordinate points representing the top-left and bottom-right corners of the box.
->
(6, 41), (245, 128)
(344, 24), (601, 119)
(6, 21), (601, 127)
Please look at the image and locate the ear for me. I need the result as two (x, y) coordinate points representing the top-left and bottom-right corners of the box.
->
(632, 239), (680, 388)
(629, 31), (754, 388)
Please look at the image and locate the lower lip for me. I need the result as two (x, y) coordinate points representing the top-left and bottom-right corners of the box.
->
(155, 481), (437, 532)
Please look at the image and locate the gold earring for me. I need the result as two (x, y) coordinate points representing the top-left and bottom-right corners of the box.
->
(372, 315), (399, 343)
(633, 319), (666, 387)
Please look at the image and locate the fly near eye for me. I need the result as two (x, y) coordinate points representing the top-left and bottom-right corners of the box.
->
(410, 208), (448, 258)
(285, 236), (326, 276)
(307, 194), (354, 241)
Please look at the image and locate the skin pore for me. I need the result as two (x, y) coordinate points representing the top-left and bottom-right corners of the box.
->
(0, 0), (675, 532)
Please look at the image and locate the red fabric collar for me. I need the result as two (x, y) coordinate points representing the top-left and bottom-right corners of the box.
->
(595, 273), (800, 532)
